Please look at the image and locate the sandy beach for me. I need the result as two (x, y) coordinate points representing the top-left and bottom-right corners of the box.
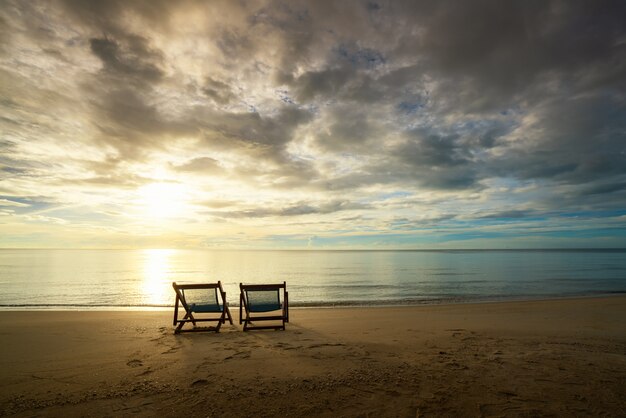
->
(1, 296), (625, 417)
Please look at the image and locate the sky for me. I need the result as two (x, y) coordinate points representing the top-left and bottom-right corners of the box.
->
(0, 0), (625, 249)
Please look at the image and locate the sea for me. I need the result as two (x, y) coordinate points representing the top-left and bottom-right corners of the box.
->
(0, 249), (625, 310)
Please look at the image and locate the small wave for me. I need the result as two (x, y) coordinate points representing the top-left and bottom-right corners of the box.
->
(292, 284), (403, 290)
(429, 272), (479, 276)
(0, 303), (173, 308)
(2, 292), (624, 310)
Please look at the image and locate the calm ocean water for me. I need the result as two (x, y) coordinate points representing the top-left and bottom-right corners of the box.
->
(0, 249), (625, 309)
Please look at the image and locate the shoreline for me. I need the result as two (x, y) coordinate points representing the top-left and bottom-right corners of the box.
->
(1, 291), (624, 311)
(1, 296), (625, 416)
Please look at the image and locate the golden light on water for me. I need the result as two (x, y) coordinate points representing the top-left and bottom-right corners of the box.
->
(141, 249), (175, 306)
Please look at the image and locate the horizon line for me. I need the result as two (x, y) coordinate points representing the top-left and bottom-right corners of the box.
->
(1, 247), (626, 252)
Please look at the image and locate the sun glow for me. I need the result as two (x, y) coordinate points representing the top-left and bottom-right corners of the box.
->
(137, 183), (190, 219)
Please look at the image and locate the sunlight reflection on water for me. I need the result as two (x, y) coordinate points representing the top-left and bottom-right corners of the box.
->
(141, 249), (174, 306)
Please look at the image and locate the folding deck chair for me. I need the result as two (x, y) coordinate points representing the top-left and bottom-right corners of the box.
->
(239, 282), (289, 331)
(172, 281), (233, 333)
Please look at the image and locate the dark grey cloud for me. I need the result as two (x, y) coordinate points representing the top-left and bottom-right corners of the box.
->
(478, 210), (536, 220)
(191, 106), (314, 173)
(249, 2), (317, 72)
(578, 181), (626, 197)
(216, 28), (254, 61)
(492, 95), (626, 186)
(385, 128), (484, 190)
(202, 77), (237, 105)
(397, 130), (467, 168)
(85, 87), (192, 160)
(89, 35), (164, 83)
(207, 200), (370, 219)
(279, 68), (353, 103)
(0, 12), (10, 55)
(313, 106), (384, 152)
(391, 0), (626, 112)
(335, 43), (385, 69)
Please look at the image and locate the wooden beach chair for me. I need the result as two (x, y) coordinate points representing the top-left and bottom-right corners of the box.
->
(172, 281), (233, 334)
(239, 282), (289, 331)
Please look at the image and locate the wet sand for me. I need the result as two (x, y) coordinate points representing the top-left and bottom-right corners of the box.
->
(1, 296), (625, 417)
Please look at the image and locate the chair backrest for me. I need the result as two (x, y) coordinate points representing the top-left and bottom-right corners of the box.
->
(246, 289), (281, 312)
(241, 283), (286, 313)
(183, 287), (221, 312)
(173, 283), (223, 313)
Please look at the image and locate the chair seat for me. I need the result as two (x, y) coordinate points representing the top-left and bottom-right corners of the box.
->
(249, 303), (281, 313)
(190, 303), (222, 313)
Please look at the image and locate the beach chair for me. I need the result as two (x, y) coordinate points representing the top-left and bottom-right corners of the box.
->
(239, 282), (289, 331)
(172, 281), (233, 334)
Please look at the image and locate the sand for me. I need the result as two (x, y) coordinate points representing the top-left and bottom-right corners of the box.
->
(0, 296), (625, 417)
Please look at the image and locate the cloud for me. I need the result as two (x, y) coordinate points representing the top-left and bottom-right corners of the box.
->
(207, 200), (371, 219)
(492, 95), (626, 186)
(478, 210), (536, 220)
(309, 105), (384, 152)
(172, 157), (222, 173)
(578, 181), (626, 196)
(202, 77), (237, 105)
(280, 68), (353, 103)
(391, 0), (626, 112)
(89, 35), (164, 83)
(0, 198), (30, 208)
(1, 0), (625, 247)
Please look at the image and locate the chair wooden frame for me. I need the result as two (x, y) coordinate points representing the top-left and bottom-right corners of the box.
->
(239, 282), (289, 331)
(172, 281), (233, 334)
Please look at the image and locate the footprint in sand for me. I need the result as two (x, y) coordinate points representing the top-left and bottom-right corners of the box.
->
(161, 343), (182, 354)
(137, 368), (153, 376)
(151, 327), (170, 341)
(191, 379), (209, 387)
(307, 343), (345, 349)
(273, 342), (300, 350)
(224, 351), (251, 361)
(126, 359), (143, 367)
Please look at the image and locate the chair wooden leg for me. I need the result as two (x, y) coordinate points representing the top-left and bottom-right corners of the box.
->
(227, 307), (234, 325)
(174, 311), (198, 333)
(181, 311), (194, 325)
(224, 305), (234, 325)
(216, 310), (227, 332)
(239, 294), (243, 325)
